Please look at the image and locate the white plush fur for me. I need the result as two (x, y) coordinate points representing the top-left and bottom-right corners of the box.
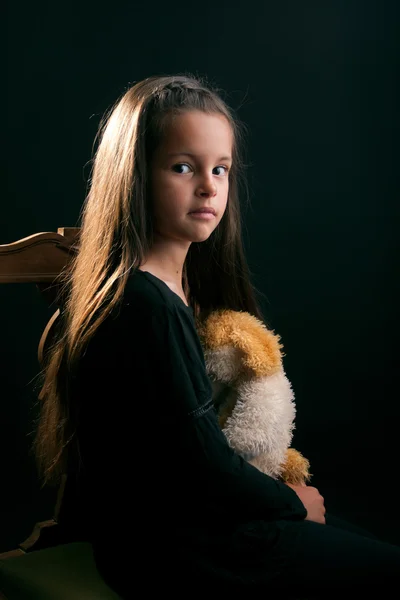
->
(204, 346), (243, 383)
(205, 346), (296, 479)
(223, 371), (295, 474)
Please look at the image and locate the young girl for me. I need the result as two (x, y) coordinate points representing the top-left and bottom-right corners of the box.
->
(35, 74), (400, 597)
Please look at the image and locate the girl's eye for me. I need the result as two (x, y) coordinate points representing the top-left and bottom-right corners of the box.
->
(172, 163), (191, 174)
(172, 164), (229, 176)
(214, 166), (229, 176)
(172, 163), (190, 175)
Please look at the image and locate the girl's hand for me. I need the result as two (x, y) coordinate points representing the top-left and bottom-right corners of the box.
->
(286, 482), (326, 525)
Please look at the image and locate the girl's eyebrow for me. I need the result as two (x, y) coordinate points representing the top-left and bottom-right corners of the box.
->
(167, 152), (232, 162)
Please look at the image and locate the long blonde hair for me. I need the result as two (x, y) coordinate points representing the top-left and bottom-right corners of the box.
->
(34, 73), (267, 484)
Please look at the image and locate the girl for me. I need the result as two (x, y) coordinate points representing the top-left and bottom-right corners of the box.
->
(35, 74), (400, 597)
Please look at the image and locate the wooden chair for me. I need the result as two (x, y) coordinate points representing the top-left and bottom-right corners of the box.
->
(0, 228), (121, 599)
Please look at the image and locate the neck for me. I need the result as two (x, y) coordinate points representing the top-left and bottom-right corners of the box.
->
(140, 236), (191, 289)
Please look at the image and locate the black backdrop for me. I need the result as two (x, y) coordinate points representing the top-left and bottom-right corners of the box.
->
(2, 0), (399, 552)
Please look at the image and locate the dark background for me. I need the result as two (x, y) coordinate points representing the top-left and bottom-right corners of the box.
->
(2, 0), (399, 551)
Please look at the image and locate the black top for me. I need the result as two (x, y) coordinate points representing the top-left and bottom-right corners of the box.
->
(64, 269), (306, 593)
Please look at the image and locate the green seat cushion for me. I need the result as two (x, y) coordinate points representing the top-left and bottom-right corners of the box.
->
(0, 542), (121, 600)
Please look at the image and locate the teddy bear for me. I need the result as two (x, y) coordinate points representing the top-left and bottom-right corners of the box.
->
(196, 309), (311, 485)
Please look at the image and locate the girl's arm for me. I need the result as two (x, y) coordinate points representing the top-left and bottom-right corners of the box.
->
(145, 306), (307, 523)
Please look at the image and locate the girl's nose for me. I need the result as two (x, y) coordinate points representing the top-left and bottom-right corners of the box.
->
(197, 176), (217, 197)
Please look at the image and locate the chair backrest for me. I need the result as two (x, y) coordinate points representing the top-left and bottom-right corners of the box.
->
(0, 227), (79, 283)
(0, 227), (80, 554)
(0, 227), (79, 363)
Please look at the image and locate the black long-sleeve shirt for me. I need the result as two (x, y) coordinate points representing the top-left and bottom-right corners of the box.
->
(63, 269), (306, 593)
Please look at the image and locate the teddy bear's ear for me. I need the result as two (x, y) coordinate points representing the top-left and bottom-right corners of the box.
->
(198, 309), (283, 378)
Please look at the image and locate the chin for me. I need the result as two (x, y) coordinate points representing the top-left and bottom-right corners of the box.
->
(189, 222), (218, 239)
(190, 230), (215, 243)
(188, 236), (210, 245)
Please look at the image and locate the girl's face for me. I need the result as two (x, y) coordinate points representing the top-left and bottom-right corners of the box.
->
(150, 110), (233, 244)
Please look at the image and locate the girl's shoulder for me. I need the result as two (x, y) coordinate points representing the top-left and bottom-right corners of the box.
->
(124, 268), (166, 309)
